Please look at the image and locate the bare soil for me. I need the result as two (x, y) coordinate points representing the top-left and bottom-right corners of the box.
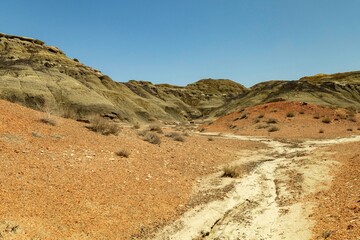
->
(1, 99), (359, 240)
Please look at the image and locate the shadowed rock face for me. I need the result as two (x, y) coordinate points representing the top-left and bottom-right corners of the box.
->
(0, 33), (247, 123)
(0, 33), (359, 123)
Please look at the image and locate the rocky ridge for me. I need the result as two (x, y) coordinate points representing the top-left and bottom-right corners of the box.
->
(0, 33), (359, 123)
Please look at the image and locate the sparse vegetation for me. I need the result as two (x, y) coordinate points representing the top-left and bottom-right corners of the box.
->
(266, 118), (278, 124)
(144, 132), (161, 144)
(313, 114), (320, 119)
(88, 115), (120, 136)
(39, 117), (57, 126)
(299, 111), (305, 115)
(254, 118), (260, 123)
(256, 124), (269, 129)
(208, 137), (214, 141)
(148, 124), (163, 134)
(257, 113), (265, 118)
(286, 112), (295, 118)
(322, 117), (331, 124)
(222, 165), (242, 178)
(347, 116), (357, 122)
(346, 128), (353, 131)
(115, 149), (130, 158)
(268, 126), (280, 132)
(132, 122), (140, 129)
(319, 129), (324, 133)
(239, 112), (248, 119)
(165, 132), (185, 142)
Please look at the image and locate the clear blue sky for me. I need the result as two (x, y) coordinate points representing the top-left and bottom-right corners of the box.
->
(1, 1), (360, 87)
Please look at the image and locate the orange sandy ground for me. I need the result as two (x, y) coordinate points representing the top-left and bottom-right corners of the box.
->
(310, 142), (360, 240)
(0, 100), (264, 239)
(203, 101), (360, 139)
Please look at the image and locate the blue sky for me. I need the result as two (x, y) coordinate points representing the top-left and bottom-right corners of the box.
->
(1, 1), (360, 87)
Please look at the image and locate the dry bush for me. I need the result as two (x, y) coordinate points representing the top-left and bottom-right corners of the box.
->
(208, 137), (214, 141)
(268, 126), (280, 132)
(240, 112), (249, 119)
(347, 116), (357, 122)
(257, 113), (265, 118)
(266, 118), (278, 124)
(148, 124), (163, 134)
(144, 132), (161, 144)
(116, 149), (130, 158)
(253, 118), (260, 123)
(347, 128), (353, 131)
(222, 165), (243, 178)
(299, 111), (305, 115)
(322, 117), (331, 124)
(39, 117), (57, 126)
(165, 132), (185, 142)
(319, 129), (324, 133)
(313, 114), (320, 119)
(88, 115), (120, 136)
(132, 122), (140, 129)
(256, 124), (269, 129)
(286, 112), (295, 118)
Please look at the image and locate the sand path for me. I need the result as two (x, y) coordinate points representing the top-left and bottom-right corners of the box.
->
(152, 134), (360, 240)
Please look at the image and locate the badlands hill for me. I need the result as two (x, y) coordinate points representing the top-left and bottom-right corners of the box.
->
(0, 33), (360, 123)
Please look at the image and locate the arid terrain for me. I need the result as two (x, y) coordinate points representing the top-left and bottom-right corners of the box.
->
(0, 33), (360, 240)
(0, 99), (359, 239)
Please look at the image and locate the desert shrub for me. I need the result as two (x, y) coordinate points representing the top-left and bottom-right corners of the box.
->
(254, 118), (260, 123)
(137, 130), (147, 137)
(266, 118), (278, 124)
(39, 117), (56, 126)
(313, 114), (320, 119)
(229, 124), (237, 129)
(132, 122), (140, 129)
(208, 137), (214, 141)
(240, 112), (248, 119)
(257, 113), (265, 118)
(182, 131), (190, 137)
(115, 149), (130, 158)
(299, 111), (305, 115)
(347, 116), (357, 122)
(357, 126), (360, 130)
(222, 165), (242, 178)
(144, 132), (161, 144)
(319, 129), (324, 133)
(268, 126), (280, 132)
(347, 128), (353, 131)
(270, 109), (278, 113)
(286, 112), (295, 118)
(256, 124), (269, 129)
(148, 124), (163, 134)
(165, 132), (185, 142)
(322, 117), (331, 124)
(88, 115), (120, 136)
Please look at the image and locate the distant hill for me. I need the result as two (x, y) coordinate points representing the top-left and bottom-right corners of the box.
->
(0, 33), (359, 123)
(0, 33), (246, 123)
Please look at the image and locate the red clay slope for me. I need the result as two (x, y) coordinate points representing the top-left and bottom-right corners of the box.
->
(203, 101), (360, 139)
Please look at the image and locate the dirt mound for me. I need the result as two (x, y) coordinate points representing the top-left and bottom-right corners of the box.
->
(202, 101), (360, 139)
